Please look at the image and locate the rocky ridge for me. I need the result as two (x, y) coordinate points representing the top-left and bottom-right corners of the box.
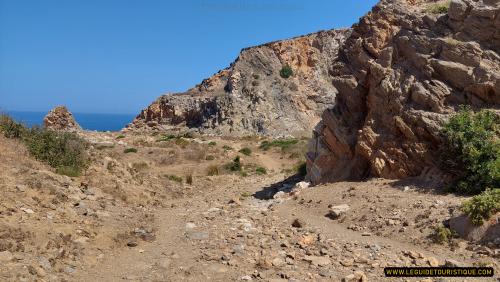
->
(307, 0), (500, 184)
(44, 106), (81, 131)
(126, 29), (350, 137)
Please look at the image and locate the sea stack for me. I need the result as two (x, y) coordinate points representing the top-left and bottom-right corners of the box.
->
(44, 106), (81, 131)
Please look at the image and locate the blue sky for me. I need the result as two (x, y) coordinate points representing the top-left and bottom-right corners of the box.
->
(0, 0), (378, 114)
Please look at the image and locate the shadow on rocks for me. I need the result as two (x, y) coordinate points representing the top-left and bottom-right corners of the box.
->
(253, 174), (304, 200)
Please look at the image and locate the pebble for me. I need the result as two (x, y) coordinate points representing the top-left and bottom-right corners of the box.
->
(127, 241), (138, 247)
(0, 251), (13, 262)
(291, 218), (305, 228)
(427, 257), (439, 267)
(187, 231), (209, 240)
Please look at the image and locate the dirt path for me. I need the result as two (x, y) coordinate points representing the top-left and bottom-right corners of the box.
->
(76, 176), (499, 282)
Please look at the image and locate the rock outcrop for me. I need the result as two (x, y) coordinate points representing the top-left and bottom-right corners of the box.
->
(44, 106), (81, 131)
(126, 29), (350, 137)
(307, 0), (500, 184)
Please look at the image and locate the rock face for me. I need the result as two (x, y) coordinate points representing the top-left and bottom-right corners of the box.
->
(126, 29), (350, 137)
(307, 0), (500, 184)
(44, 106), (81, 131)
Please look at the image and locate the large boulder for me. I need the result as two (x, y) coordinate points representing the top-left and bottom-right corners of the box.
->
(44, 106), (81, 131)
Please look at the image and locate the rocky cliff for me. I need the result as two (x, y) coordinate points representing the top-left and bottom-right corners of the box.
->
(307, 0), (500, 184)
(126, 29), (350, 137)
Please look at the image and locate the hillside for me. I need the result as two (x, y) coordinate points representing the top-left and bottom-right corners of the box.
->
(126, 29), (350, 137)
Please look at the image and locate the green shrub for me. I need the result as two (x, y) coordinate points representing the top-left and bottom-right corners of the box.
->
(167, 175), (183, 183)
(441, 107), (499, 194)
(226, 156), (242, 171)
(208, 141), (217, 146)
(239, 147), (252, 156)
(175, 138), (190, 148)
(222, 145), (233, 151)
(240, 171), (248, 177)
(156, 134), (176, 142)
(207, 165), (219, 176)
(279, 65), (293, 79)
(427, 1), (450, 14)
(255, 166), (267, 175)
(0, 114), (25, 138)
(124, 147), (138, 153)
(131, 161), (148, 171)
(25, 128), (89, 176)
(462, 189), (500, 225)
(116, 134), (126, 139)
(431, 225), (456, 244)
(205, 155), (215, 161)
(260, 139), (299, 151)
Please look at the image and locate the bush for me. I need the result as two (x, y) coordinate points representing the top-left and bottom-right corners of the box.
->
(186, 174), (193, 185)
(280, 65), (293, 79)
(0, 114), (25, 138)
(222, 145), (233, 151)
(175, 138), (190, 148)
(167, 175), (183, 183)
(205, 155), (215, 161)
(25, 127), (89, 176)
(431, 225), (456, 244)
(208, 141), (217, 146)
(226, 156), (242, 171)
(427, 1), (450, 14)
(0, 114), (89, 177)
(116, 134), (126, 139)
(206, 165), (219, 176)
(239, 147), (252, 156)
(441, 107), (499, 194)
(124, 147), (138, 153)
(255, 166), (267, 175)
(260, 139), (299, 151)
(462, 189), (500, 225)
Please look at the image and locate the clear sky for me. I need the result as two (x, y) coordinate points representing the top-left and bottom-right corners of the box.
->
(0, 0), (378, 114)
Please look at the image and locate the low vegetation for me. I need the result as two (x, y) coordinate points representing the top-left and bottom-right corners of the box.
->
(225, 156), (242, 172)
(206, 165), (219, 176)
(124, 147), (138, 153)
(441, 107), (499, 195)
(0, 114), (89, 177)
(462, 189), (500, 225)
(255, 166), (267, 175)
(208, 141), (217, 146)
(222, 145), (233, 151)
(431, 225), (456, 244)
(260, 138), (299, 151)
(239, 147), (252, 156)
(427, 1), (450, 14)
(279, 64), (293, 79)
(167, 174), (183, 183)
(186, 174), (193, 185)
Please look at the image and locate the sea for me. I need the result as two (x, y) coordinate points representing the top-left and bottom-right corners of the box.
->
(5, 111), (137, 132)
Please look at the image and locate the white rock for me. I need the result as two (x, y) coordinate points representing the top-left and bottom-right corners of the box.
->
(185, 222), (197, 229)
(329, 204), (350, 218)
(294, 181), (310, 190)
(304, 255), (331, 266)
(273, 191), (286, 199)
(20, 207), (34, 214)
(241, 275), (252, 280)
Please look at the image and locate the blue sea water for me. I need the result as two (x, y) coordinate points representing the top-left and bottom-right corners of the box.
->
(6, 111), (136, 132)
